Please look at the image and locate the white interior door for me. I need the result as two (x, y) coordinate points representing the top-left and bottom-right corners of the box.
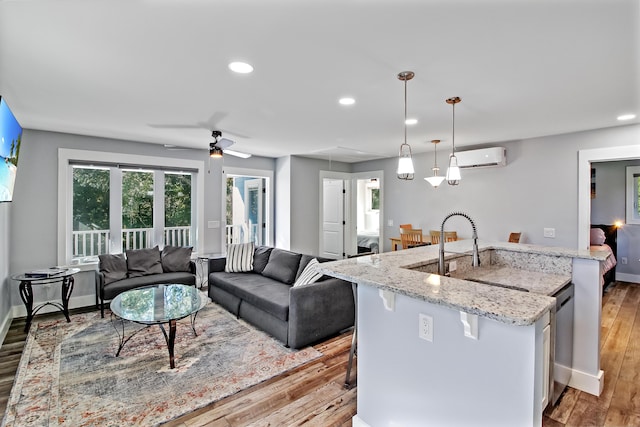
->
(321, 178), (344, 259)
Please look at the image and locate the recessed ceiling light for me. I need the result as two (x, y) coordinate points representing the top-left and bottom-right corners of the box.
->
(617, 113), (636, 121)
(339, 97), (355, 106)
(405, 118), (418, 125)
(228, 62), (254, 74)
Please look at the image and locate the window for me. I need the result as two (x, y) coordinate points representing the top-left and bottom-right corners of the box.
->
(627, 166), (640, 225)
(59, 149), (205, 266)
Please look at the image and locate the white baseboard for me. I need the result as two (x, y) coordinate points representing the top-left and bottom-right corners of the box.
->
(568, 368), (604, 396)
(615, 272), (640, 284)
(352, 415), (370, 427)
(11, 294), (97, 319)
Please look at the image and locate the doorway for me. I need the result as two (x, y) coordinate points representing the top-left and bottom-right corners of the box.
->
(223, 167), (273, 247)
(319, 170), (384, 258)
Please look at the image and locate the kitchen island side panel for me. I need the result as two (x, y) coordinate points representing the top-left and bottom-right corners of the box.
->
(356, 284), (547, 427)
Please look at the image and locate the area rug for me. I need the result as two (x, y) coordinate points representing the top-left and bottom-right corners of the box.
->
(1, 298), (322, 427)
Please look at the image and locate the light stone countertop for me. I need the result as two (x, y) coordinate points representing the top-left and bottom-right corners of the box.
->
(317, 240), (609, 326)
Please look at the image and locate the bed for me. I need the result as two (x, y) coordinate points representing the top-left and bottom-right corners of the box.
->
(590, 224), (617, 289)
(357, 231), (379, 254)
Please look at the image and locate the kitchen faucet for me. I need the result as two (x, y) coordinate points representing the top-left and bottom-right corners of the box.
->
(438, 211), (480, 275)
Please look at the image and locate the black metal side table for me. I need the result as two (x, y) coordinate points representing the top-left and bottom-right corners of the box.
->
(195, 253), (225, 289)
(11, 268), (80, 332)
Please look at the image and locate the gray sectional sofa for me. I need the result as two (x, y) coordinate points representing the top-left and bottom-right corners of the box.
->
(208, 246), (355, 349)
(96, 245), (196, 317)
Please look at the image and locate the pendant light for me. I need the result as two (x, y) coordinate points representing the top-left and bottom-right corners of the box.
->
(396, 71), (415, 180)
(445, 96), (461, 186)
(424, 139), (445, 188)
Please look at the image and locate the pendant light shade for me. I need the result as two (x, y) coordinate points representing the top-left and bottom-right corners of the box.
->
(446, 97), (461, 186)
(424, 139), (445, 188)
(397, 71), (415, 180)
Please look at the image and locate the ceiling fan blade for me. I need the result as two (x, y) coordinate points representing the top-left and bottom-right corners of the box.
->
(216, 137), (235, 149)
(224, 149), (252, 159)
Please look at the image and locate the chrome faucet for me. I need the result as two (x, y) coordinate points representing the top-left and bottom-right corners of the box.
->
(438, 211), (480, 275)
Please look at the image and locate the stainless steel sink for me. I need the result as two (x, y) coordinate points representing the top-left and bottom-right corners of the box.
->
(464, 277), (529, 293)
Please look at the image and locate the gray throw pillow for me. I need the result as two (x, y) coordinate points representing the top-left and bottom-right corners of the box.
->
(262, 249), (302, 285)
(98, 253), (127, 285)
(161, 245), (193, 272)
(253, 246), (273, 274)
(126, 246), (163, 278)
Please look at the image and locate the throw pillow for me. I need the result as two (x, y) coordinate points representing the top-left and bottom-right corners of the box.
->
(161, 245), (193, 272)
(262, 248), (302, 285)
(225, 242), (255, 273)
(126, 246), (163, 278)
(253, 246), (274, 274)
(98, 253), (127, 285)
(293, 258), (323, 287)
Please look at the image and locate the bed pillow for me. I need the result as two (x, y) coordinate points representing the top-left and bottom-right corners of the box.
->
(98, 253), (127, 285)
(225, 242), (255, 273)
(126, 246), (163, 277)
(590, 228), (606, 246)
(293, 258), (323, 287)
(161, 245), (193, 272)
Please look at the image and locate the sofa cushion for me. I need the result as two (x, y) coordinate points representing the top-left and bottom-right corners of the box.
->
(262, 248), (302, 285)
(102, 272), (196, 300)
(126, 246), (163, 277)
(161, 245), (193, 272)
(225, 242), (255, 273)
(253, 246), (273, 274)
(293, 258), (323, 287)
(210, 272), (291, 321)
(99, 253), (127, 285)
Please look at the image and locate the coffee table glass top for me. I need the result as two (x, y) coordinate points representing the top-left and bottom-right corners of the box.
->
(110, 284), (202, 324)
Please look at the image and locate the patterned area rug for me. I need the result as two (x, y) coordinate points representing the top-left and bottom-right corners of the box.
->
(2, 299), (322, 426)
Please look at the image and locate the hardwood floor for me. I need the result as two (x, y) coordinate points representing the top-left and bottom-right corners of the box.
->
(1, 282), (639, 426)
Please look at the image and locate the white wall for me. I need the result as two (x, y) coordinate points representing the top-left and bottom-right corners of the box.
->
(352, 124), (640, 252)
(0, 203), (12, 344)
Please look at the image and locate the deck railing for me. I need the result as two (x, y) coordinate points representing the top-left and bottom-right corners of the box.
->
(225, 223), (260, 245)
(72, 226), (192, 258)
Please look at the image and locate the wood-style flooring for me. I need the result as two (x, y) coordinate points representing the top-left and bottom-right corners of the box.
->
(1, 282), (639, 426)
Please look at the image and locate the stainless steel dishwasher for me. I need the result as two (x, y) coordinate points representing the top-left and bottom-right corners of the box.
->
(552, 282), (574, 405)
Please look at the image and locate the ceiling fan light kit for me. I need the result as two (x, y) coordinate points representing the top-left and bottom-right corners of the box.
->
(397, 71), (415, 180)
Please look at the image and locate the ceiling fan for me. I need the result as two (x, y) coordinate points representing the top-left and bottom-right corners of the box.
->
(209, 131), (251, 159)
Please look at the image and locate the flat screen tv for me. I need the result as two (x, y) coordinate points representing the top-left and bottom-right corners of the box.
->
(0, 96), (22, 202)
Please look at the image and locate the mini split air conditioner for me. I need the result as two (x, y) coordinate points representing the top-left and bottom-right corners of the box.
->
(455, 147), (506, 169)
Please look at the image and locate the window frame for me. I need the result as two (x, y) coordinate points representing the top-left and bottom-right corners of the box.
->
(58, 148), (205, 266)
(626, 165), (640, 225)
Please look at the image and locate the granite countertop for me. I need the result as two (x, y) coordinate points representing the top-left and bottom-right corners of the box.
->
(317, 240), (604, 327)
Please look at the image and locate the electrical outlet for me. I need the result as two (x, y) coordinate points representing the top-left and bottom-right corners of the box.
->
(388, 219), (394, 227)
(621, 257), (628, 265)
(449, 260), (457, 272)
(419, 313), (433, 342)
(543, 228), (556, 238)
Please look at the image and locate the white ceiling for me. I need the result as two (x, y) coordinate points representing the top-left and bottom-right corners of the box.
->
(0, 0), (638, 162)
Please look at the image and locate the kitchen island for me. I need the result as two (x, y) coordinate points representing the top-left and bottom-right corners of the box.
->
(318, 240), (611, 427)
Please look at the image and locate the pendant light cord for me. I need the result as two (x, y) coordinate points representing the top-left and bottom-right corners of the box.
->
(403, 78), (408, 144)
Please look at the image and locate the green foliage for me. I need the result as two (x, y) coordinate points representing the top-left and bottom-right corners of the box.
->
(226, 177), (233, 225)
(165, 173), (192, 227)
(8, 134), (20, 167)
(122, 171), (153, 229)
(371, 188), (380, 210)
(73, 168), (109, 230)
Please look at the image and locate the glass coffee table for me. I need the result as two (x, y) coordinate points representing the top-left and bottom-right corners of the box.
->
(110, 283), (205, 369)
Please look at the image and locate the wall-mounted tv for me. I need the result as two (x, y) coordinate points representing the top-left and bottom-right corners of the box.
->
(0, 96), (22, 202)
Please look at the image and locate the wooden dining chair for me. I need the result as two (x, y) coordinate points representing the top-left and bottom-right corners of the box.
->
(400, 228), (424, 249)
(508, 232), (522, 243)
(399, 224), (413, 230)
(430, 230), (457, 244)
